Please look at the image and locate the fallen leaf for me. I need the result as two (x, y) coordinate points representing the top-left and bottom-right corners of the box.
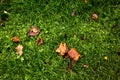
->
(56, 42), (69, 56)
(15, 44), (23, 56)
(92, 13), (98, 20)
(104, 56), (108, 60)
(28, 26), (40, 36)
(83, 64), (89, 68)
(12, 36), (20, 42)
(68, 48), (81, 62)
(37, 38), (43, 45)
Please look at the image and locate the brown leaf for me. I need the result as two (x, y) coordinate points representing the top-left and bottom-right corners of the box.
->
(92, 13), (98, 20)
(56, 42), (69, 56)
(15, 44), (23, 56)
(12, 36), (20, 42)
(68, 48), (81, 62)
(37, 38), (43, 45)
(28, 26), (40, 36)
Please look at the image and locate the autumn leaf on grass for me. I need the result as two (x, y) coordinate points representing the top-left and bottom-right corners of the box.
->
(104, 56), (108, 60)
(28, 26), (40, 36)
(15, 44), (23, 56)
(12, 36), (20, 42)
(37, 38), (43, 45)
(92, 13), (98, 21)
(56, 42), (69, 56)
(68, 48), (81, 62)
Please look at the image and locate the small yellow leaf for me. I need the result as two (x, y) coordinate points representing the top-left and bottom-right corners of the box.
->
(104, 56), (108, 60)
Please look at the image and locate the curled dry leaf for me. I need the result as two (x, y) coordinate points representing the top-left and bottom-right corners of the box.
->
(28, 26), (40, 36)
(92, 13), (98, 20)
(68, 48), (81, 62)
(15, 44), (23, 56)
(12, 36), (20, 42)
(56, 42), (69, 56)
(37, 38), (43, 45)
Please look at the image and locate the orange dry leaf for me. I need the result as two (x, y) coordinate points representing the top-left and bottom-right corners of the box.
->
(12, 36), (20, 42)
(15, 44), (23, 56)
(68, 48), (81, 62)
(56, 42), (69, 56)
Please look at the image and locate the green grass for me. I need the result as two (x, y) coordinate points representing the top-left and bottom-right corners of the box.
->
(0, 0), (120, 80)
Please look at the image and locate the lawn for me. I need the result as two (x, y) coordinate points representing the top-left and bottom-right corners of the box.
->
(0, 0), (120, 80)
